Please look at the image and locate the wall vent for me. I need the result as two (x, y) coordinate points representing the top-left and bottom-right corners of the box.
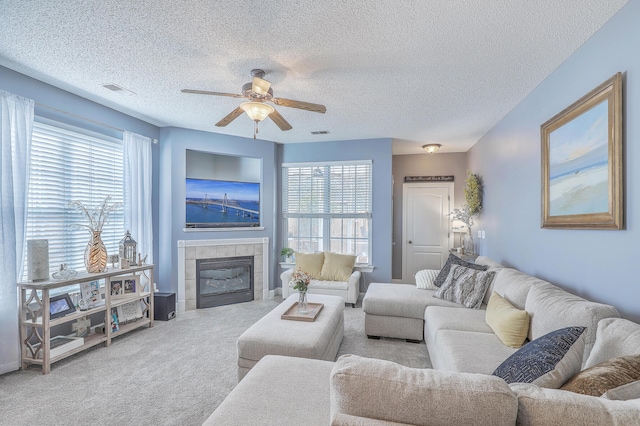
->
(310, 130), (329, 135)
(102, 83), (136, 96)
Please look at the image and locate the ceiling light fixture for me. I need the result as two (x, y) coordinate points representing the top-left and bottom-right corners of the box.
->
(240, 101), (274, 139)
(422, 144), (441, 154)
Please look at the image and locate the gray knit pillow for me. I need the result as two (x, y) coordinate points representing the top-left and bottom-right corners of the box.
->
(433, 264), (496, 309)
(433, 253), (488, 287)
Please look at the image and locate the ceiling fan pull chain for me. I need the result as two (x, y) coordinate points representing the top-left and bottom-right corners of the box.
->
(254, 121), (257, 139)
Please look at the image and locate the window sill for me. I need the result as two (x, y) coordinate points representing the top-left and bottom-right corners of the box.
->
(183, 227), (265, 232)
(279, 262), (374, 273)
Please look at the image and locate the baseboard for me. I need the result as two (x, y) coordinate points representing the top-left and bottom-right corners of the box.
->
(269, 288), (281, 299)
(391, 279), (404, 283)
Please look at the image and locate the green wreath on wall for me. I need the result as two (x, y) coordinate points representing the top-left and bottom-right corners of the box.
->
(464, 170), (482, 216)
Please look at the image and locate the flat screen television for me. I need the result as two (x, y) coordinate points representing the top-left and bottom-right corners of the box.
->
(186, 178), (260, 228)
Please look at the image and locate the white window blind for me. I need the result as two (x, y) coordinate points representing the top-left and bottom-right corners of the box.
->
(24, 120), (124, 277)
(282, 161), (372, 264)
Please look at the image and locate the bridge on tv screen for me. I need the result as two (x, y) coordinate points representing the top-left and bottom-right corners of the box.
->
(187, 194), (259, 218)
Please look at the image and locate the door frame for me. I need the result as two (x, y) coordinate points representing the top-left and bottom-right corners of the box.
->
(402, 182), (454, 282)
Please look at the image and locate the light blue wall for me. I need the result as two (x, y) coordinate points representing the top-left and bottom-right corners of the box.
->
(468, 0), (640, 321)
(280, 139), (394, 287)
(0, 65), (161, 275)
(158, 127), (278, 293)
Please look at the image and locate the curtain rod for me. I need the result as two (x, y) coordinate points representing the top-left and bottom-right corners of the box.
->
(35, 101), (158, 143)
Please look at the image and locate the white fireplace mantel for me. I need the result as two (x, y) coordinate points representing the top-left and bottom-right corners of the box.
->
(177, 237), (269, 312)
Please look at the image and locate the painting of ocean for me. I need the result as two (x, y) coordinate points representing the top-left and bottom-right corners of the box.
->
(549, 100), (609, 217)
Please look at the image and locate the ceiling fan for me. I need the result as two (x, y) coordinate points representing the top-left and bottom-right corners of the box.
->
(181, 69), (326, 138)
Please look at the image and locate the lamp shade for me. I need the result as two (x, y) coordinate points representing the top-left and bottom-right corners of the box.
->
(422, 144), (441, 153)
(240, 102), (274, 122)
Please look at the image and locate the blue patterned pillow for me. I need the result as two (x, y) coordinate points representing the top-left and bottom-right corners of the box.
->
(493, 326), (586, 389)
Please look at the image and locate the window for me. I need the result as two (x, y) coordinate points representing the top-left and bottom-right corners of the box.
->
(24, 119), (124, 278)
(282, 161), (372, 264)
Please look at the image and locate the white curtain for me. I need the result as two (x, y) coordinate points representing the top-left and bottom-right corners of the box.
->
(123, 131), (153, 267)
(0, 91), (34, 374)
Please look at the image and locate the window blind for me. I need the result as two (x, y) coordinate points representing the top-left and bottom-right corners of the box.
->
(25, 120), (124, 277)
(282, 161), (372, 217)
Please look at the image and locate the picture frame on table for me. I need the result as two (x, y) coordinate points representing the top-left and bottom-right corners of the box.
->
(80, 280), (103, 307)
(110, 275), (138, 298)
(49, 293), (76, 319)
(541, 72), (623, 230)
(123, 276), (139, 295)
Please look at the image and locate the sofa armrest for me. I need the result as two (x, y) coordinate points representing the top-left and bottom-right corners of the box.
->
(510, 383), (640, 425)
(330, 354), (517, 426)
(280, 268), (293, 298)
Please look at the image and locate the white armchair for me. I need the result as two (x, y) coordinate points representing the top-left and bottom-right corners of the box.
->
(280, 268), (361, 307)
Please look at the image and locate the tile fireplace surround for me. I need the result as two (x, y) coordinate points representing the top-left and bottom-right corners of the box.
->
(177, 238), (269, 312)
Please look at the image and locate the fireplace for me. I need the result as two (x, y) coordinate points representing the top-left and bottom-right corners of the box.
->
(196, 256), (254, 308)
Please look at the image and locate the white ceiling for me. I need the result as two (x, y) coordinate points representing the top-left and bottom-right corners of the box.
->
(0, 1), (628, 154)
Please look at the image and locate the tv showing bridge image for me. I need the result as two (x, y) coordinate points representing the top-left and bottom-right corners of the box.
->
(186, 178), (260, 228)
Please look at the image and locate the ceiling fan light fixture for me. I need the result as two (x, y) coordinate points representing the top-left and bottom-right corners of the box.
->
(422, 144), (441, 154)
(240, 101), (274, 122)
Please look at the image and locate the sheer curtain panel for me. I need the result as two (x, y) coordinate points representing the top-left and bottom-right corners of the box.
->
(0, 91), (34, 374)
(123, 131), (153, 265)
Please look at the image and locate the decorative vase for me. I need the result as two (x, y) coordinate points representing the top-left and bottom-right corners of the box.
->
(297, 289), (309, 314)
(463, 229), (474, 255)
(84, 230), (108, 273)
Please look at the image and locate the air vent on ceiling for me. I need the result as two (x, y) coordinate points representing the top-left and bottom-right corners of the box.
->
(102, 83), (136, 96)
(310, 130), (330, 135)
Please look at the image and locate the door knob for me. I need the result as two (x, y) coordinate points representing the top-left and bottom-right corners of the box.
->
(408, 240), (412, 244)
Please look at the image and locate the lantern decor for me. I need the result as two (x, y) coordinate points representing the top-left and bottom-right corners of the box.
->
(119, 230), (137, 266)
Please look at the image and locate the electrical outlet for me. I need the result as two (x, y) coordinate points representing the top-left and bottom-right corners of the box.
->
(481, 230), (486, 239)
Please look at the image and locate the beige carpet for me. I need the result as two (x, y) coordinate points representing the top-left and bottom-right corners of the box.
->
(0, 296), (430, 426)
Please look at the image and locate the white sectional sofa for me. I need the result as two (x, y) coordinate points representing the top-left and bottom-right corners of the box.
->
(204, 257), (640, 425)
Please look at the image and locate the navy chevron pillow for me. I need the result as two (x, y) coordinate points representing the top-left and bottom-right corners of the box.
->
(493, 326), (586, 389)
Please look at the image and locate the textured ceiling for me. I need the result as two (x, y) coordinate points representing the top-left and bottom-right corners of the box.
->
(0, 1), (628, 154)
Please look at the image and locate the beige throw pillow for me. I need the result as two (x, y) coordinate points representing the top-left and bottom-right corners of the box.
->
(486, 292), (530, 348)
(294, 252), (324, 279)
(561, 354), (640, 397)
(320, 252), (356, 281)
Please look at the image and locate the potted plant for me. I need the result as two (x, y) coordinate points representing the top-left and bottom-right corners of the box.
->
(280, 248), (295, 263)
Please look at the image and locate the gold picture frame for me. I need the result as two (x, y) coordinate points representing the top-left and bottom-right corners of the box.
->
(541, 72), (623, 229)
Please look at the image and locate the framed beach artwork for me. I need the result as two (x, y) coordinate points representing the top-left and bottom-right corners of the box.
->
(541, 72), (622, 229)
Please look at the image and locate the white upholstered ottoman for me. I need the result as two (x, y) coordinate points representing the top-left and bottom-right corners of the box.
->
(237, 294), (344, 380)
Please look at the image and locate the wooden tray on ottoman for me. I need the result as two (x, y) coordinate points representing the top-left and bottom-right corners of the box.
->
(281, 302), (324, 322)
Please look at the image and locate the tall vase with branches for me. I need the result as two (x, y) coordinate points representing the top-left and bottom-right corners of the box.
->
(450, 171), (482, 255)
(72, 196), (122, 273)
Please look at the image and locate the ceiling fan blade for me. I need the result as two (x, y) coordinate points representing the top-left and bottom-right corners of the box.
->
(252, 77), (271, 95)
(269, 109), (293, 131)
(271, 97), (326, 113)
(182, 89), (245, 98)
(215, 107), (244, 127)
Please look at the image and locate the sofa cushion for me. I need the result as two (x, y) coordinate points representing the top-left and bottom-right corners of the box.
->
(602, 380), (640, 401)
(424, 306), (493, 334)
(475, 256), (504, 269)
(434, 329), (518, 374)
(433, 265), (495, 309)
(295, 251), (324, 278)
(585, 318), (640, 369)
(363, 283), (470, 320)
(525, 282), (620, 365)
(330, 354), (517, 426)
(433, 253), (488, 287)
(561, 355), (640, 397)
(510, 383), (640, 425)
(486, 292), (530, 348)
(321, 251), (356, 281)
(415, 268), (439, 290)
(487, 268), (544, 309)
(493, 326), (586, 388)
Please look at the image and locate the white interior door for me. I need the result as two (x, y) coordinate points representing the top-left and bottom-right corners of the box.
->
(402, 183), (453, 283)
